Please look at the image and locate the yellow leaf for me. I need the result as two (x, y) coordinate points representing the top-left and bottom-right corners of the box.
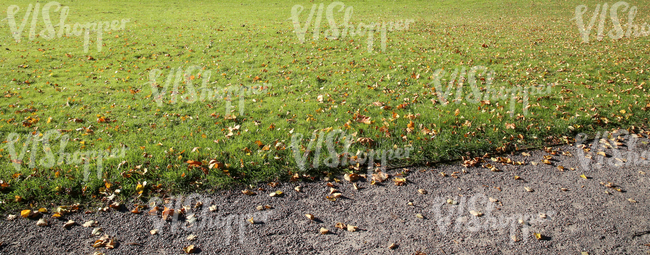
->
(580, 174), (588, 179)
(20, 210), (31, 218)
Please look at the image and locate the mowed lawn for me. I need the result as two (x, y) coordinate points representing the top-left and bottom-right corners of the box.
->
(0, 0), (649, 208)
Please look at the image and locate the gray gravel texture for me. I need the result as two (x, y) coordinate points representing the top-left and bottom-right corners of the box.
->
(1, 141), (650, 255)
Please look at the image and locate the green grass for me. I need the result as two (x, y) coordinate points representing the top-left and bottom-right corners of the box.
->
(1, 0), (649, 210)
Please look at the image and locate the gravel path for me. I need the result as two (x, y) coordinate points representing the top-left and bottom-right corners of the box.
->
(2, 142), (650, 254)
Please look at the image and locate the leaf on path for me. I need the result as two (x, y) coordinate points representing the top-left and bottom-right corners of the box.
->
(63, 220), (75, 228)
(242, 190), (256, 196)
(36, 218), (48, 226)
(183, 245), (196, 254)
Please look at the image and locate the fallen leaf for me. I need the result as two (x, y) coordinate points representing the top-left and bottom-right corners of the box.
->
(183, 245), (196, 254)
(511, 235), (520, 242)
(20, 210), (32, 218)
(344, 173), (360, 182)
(92, 228), (103, 236)
(150, 229), (158, 235)
(319, 227), (329, 234)
(418, 189), (427, 194)
(628, 198), (637, 203)
(580, 174), (588, 179)
(242, 189), (256, 196)
(416, 213), (424, 219)
(372, 172), (389, 182)
(36, 218), (48, 226)
(6, 215), (16, 221)
(305, 214), (315, 220)
(470, 211), (483, 217)
(209, 205), (217, 212)
(524, 187), (534, 192)
(335, 222), (346, 229)
(63, 220), (75, 228)
(294, 186), (302, 192)
(347, 225), (358, 232)
(533, 233), (543, 240)
(393, 177), (406, 186)
(187, 234), (197, 241)
(388, 243), (398, 249)
(247, 217), (255, 224)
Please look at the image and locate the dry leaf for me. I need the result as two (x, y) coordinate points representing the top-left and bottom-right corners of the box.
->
(489, 197), (498, 203)
(393, 177), (406, 186)
(92, 228), (103, 236)
(372, 172), (389, 182)
(418, 189), (427, 194)
(64, 220), (75, 228)
(20, 210), (32, 218)
(187, 234), (197, 241)
(511, 235), (520, 242)
(533, 233), (543, 240)
(347, 225), (358, 232)
(521, 152), (531, 157)
(305, 214), (314, 220)
(628, 198), (637, 203)
(580, 174), (588, 179)
(416, 213), (424, 219)
(247, 217), (255, 224)
(469, 211), (483, 217)
(6, 215), (16, 221)
(335, 222), (346, 229)
(209, 205), (217, 212)
(344, 173), (360, 182)
(388, 243), (398, 249)
(150, 229), (158, 235)
(319, 227), (329, 235)
(560, 188), (569, 191)
(524, 187), (534, 192)
(36, 218), (48, 226)
(242, 190), (256, 196)
(539, 213), (547, 219)
(294, 186), (302, 192)
(183, 245), (196, 254)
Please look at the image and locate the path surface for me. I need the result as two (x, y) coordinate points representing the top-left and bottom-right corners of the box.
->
(1, 144), (650, 254)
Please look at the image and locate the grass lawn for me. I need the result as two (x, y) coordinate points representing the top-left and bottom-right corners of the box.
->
(1, 0), (649, 209)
